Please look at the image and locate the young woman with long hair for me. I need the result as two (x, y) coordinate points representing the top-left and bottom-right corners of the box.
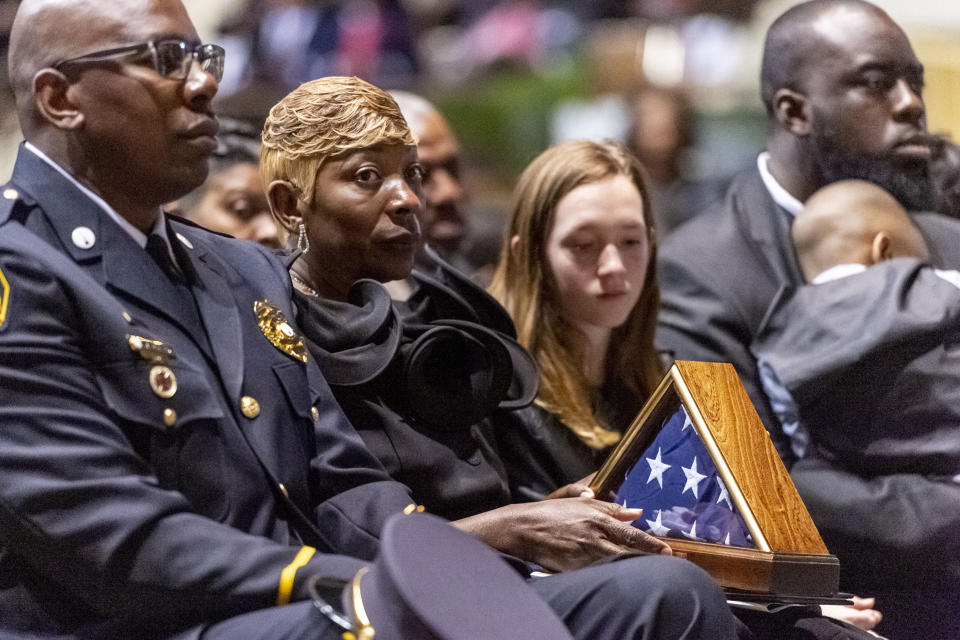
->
(490, 139), (662, 498)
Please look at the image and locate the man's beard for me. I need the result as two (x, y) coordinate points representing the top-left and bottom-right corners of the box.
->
(811, 124), (934, 212)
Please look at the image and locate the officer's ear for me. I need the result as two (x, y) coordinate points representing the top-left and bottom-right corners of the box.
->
(772, 88), (810, 136)
(870, 231), (893, 264)
(33, 68), (84, 130)
(266, 180), (303, 235)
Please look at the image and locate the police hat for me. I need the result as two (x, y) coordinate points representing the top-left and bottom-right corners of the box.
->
(328, 512), (572, 640)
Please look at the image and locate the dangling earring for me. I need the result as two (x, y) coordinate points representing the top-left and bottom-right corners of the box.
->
(297, 222), (310, 254)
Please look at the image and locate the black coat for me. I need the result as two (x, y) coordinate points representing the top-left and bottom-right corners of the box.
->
(752, 260), (960, 598)
(754, 259), (960, 477)
(294, 251), (538, 520)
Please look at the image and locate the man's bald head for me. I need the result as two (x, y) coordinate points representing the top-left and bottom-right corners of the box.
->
(8, 0), (217, 223)
(760, 0), (892, 116)
(9, 0), (197, 134)
(390, 90), (437, 136)
(760, 0), (930, 210)
(793, 180), (929, 281)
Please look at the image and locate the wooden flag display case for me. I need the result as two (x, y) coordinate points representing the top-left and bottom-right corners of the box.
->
(590, 361), (841, 601)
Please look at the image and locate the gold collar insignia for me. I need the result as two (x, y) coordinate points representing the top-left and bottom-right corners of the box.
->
(254, 299), (308, 363)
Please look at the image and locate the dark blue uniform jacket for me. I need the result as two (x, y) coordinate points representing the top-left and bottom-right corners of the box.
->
(0, 147), (415, 639)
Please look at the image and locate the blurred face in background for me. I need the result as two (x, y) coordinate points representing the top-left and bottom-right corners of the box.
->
(191, 162), (279, 248)
(545, 175), (650, 334)
(413, 111), (467, 259)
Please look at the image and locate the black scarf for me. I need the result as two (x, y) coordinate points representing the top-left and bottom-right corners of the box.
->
(293, 265), (538, 432)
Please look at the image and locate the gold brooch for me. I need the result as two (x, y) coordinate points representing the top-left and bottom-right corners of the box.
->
(254, 299), (308, 363)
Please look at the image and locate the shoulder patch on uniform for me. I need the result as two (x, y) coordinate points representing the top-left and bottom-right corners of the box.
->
(0, 265), (9, 328)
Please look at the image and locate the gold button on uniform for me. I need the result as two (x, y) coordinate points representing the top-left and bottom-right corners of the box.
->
(163, 408), (177, 426)
(310, 406), (319, 421)
(278, 482), (289, 498)
(241, 396), (260, 418)
(2, 188), (18, 200)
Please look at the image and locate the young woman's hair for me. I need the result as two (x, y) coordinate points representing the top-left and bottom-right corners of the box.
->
(489, 140), (661, 449)
(260, 76), (416, 206)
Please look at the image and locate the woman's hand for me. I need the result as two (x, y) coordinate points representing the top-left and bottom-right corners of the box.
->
(454, 498), (671, 572)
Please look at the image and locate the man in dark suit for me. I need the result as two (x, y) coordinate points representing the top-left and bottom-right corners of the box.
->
(657, 0), (960, 461)
(656, 1), (960, 636)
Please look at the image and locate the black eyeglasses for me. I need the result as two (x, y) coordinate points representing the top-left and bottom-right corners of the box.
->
(54, 39), (225, 82)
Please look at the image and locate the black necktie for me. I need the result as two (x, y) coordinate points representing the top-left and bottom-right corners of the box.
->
(145, 234), (182, 284)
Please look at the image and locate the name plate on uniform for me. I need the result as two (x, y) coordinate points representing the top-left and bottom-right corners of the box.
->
(590, 361), (841, 601)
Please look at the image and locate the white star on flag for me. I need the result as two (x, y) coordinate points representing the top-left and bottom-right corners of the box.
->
(716, 476), (732, 509)
(681, 456), (707, 499)
(645, 447), (671, 489)
(646, 509), (670, 536)
(683, 520), (700, 540)
(724, 532), (731, 545)
(681, 412), (694, 431)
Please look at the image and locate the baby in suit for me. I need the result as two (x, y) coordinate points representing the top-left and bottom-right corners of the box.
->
(755, 179), (960, 473)
(752, 179), (960, 603)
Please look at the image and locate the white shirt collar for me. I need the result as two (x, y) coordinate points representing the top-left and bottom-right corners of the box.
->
(757, 152), (803, 216)
(812, 262), (960, 293)
(24, 141), (169, 250)
(811, 263), (867, 284)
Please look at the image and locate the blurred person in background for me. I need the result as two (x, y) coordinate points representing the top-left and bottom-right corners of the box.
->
(391, 90), (504, 287)
(390, 90), (470, 270)
(170, 118), (279, 248)
(625, 85), (726, 237)
(218, 0), (418, 96)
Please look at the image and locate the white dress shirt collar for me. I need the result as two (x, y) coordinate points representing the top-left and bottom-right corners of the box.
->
(810, 263), (868, 284)
(757, 152), (803, 216)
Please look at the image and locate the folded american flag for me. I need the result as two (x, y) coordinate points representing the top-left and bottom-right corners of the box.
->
(614, 404), (754, 548)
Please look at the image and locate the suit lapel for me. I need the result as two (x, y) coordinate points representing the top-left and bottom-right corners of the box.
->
(173, 227), (245, 403)
(733, 169), (805, 289)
